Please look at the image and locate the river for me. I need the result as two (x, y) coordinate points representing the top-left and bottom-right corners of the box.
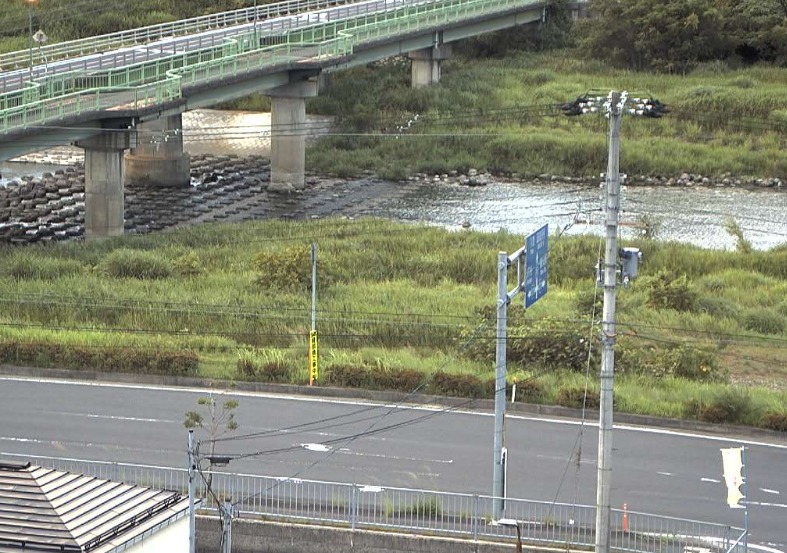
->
(1, 109), (785, 251)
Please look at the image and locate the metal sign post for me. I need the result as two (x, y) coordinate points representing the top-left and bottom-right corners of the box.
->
(492, 226), (548, 520)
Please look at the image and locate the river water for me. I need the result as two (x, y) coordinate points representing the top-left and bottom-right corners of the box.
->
(376, 179), (787, 251)
(1, 109), (785, 251)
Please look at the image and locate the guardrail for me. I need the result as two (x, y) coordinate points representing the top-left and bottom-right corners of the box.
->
(1, 452), (746, 553)
(0, 0), (366, 70)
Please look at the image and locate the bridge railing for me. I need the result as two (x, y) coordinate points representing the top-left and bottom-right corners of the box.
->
(0, 29), (354, 133)
(0, 0), (367, 71)
(1, 452), (745, 553)
(0, 79), (182, 132)
(294, 0), (543, 44)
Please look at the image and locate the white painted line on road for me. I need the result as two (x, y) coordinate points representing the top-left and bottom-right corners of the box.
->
(301, 443), (330, 452)
(41, 410), (175, 424)
(747, 500), (787, 509)
(3, 375), (787, 450)
(760, 488), (780, 495)
(337, 448), (453, 464)
(657, 471), (673, 476)
(701, 477), (720, 483)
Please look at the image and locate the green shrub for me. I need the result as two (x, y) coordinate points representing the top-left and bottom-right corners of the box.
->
(724, 218), (753, 254)
(556, 386), (599, 409)
(508, 319), (595, 372)
(512, 376), (545, 403)
(646, 272), (698, 312)
(695, 296), (739, 319)
(0, 340), (196, 375)
(686, 388), (759, 425)
(253, 245), (312, 290)
(619, 343), (725, 383)
(99, 248), (173, 279)
(463, 314), (594, 372)
(325, 364), (371, 388)
(373, 367), (424, 392)
(761, 411), (787, 432)
(700, 277), (726, 293)
(574, 288), (603, 318)
(237, 355), (258, 379)
(741, 309), (786, 335)
(2, 253), (83, 280)
(430, 371), (488, 398)
(174, 251), (204, 276)
(237, 349), (293, 382)
(258, 360), (292, 383)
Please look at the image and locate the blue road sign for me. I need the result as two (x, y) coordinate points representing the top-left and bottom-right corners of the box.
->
(525, 224), (548, 308)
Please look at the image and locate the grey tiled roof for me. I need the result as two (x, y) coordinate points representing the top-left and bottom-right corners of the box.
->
(0, 462), (188, 553)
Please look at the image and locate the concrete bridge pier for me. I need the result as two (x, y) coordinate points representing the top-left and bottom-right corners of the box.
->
(408, 43), (451, 88)
(267, 77), (319, 192)
(125, 114), (191, 187)
(75, 128), (136, 240)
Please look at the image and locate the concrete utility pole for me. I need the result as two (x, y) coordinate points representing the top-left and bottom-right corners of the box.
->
(595, 90), (623, 553)
(188, 430), (196, 553)
(561, 89), (664, 553)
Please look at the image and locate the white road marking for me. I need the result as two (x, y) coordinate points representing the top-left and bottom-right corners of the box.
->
(301, 443), (330, 452)
(657, 471), (673, 476)
(41, 411), (175, 423)
(701, 477), (720, 483)
(761, 488), (780, 495)
(2, 375), (787, 450)
(337, 448), (453, 464)
(747, 501), (787, 509)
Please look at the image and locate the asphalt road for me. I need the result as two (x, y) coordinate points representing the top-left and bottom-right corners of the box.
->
(1, 376), (785, 549)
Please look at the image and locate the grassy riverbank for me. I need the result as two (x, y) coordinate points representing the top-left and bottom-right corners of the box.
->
(305, 51), (787, 181)
(1, 219), (785, 430)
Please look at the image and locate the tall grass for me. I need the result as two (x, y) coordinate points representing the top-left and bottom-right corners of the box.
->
(308, 51), (787, 179)
(0, 219), (785, 425)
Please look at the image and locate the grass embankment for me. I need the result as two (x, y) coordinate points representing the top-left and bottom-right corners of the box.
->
(304, 51), (787, 181)
(0, 219), (785, 431)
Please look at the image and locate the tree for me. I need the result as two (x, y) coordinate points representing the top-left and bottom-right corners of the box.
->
(184, 396), (239, 553)
(720, 0), (787, 64)
(454, 0), (575, 58)
(184, 396), (239, 487)
(576, 0), (732, 72)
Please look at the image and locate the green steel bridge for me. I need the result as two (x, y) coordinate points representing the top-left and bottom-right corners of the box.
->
(0, 0), (586, 155)
(0, 0), (586, 237)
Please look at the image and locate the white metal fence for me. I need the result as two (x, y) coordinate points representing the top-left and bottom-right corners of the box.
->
(1, 452), (745, 553)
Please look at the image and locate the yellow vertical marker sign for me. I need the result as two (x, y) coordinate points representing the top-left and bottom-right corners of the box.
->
(309, 330), (319, 384)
